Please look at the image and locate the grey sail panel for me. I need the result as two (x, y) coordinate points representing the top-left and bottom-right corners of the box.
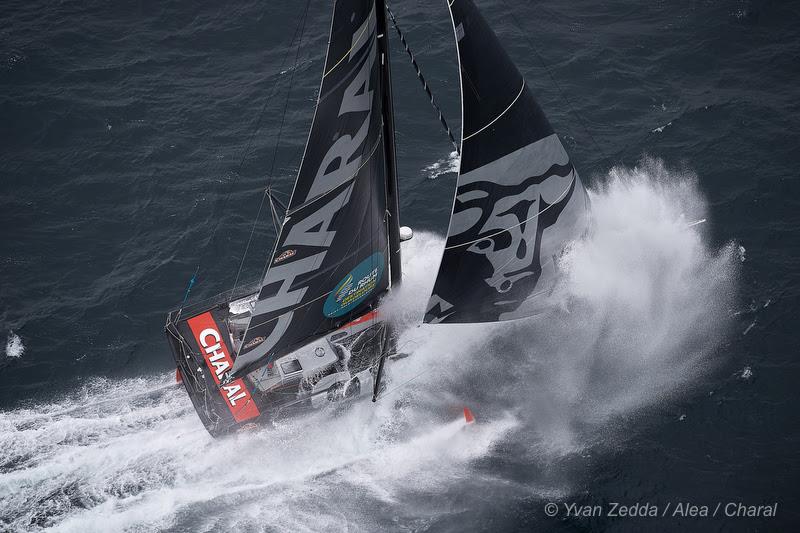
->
(424, 0), (590, 324)
(233, 0), (390, 376)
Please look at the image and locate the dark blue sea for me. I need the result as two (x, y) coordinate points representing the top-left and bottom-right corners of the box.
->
(1, 0), (798, 531)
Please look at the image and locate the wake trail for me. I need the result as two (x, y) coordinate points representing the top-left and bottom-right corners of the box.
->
(0, 158), (740, 532)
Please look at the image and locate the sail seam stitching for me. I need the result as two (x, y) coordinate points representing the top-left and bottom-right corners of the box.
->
(462, 80), (525, 141)
(443, 175), (573, 250)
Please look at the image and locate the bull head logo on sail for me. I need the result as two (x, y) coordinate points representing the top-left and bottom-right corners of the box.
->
(430, 134), (585, 322)
(462, 163), (576, 295)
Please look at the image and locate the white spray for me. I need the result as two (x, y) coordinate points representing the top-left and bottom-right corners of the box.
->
(0, 159), (739, 532)
(5, 331), (24, 359)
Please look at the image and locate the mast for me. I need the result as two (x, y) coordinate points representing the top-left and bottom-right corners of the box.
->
(376, 0), (402, 286)
(371, 0), (397, 401)
(232, 0), (393, 379)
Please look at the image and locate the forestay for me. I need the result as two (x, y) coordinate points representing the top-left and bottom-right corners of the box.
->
(233, 0), (392, 376)
(425, 0), (590, 323)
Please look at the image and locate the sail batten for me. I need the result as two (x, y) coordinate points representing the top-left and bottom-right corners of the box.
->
(233, 0), (395, 377)
(425, 0), (590, 324)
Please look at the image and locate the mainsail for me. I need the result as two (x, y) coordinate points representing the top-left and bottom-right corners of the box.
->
(424, 0), (591, 324)
(232, 0), (398, 377)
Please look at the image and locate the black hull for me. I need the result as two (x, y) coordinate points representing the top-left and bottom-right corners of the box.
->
(165, 287), (392, 437)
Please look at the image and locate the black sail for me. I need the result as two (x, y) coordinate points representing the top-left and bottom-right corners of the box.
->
(424, 0), (591, 324)
(233, 0), (394, 376)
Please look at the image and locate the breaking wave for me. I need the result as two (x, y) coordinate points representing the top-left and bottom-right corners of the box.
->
(0, 159), (738, 531)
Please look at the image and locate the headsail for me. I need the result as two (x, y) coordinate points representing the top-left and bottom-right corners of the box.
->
(233, 0), (396, 376)
(424, 0), (590, 324)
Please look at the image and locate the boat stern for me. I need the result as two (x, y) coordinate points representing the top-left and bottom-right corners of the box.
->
(166, 306), (262, 436)
(166, 294), (392, 436)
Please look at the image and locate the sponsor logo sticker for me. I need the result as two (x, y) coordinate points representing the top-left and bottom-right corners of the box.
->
(186, 312), (260, 423)
(323, 252), (385, 318)
(273, 249), (296, 264)
(243, 336), (265, 350)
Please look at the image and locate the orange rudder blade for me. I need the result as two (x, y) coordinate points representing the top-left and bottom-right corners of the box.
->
(463, 407), (475, 424)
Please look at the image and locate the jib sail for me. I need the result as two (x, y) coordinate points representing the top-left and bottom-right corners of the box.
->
(424, 0), (590, 324)
(232, 0), (397, 377)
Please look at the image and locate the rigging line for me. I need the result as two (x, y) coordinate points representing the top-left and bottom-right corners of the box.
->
(168, 4), (257, 237)
(204, 6), (305, 260)
(686, 218), (706, 228)
(250, 132), (385, 310)
(268, 191), (282, 235)
(270, 190), (287, 212)
(184, 1), (308, 305)
(253, 0), (318, 293)
(374, 368), (429, 403)
(385, 3), (460, 155)
(496, 0), (616, 169)
(231, 187), (271, 295)
(264, 0), (313, 197)
(175, 3), (277, 305)
(323, 6), (374, 78)
(298, 141), (390, 306)
(230, 0), (313, 296)
(177, 265), (200, 319)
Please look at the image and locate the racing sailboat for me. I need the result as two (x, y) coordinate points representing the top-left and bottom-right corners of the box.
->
(166, 0), (590, 437)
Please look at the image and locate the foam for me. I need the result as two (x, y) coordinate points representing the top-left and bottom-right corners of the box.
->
(5, 331), (24, 358)
(0, 159), (739, 531)
(422, 150), (460, 180)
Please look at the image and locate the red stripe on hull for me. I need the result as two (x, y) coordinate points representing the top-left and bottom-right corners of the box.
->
(342, 309), (379, 329)
(187, 312), (260, 423)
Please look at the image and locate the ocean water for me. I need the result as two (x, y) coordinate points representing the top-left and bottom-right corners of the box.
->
(1, 0), (798, 531)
